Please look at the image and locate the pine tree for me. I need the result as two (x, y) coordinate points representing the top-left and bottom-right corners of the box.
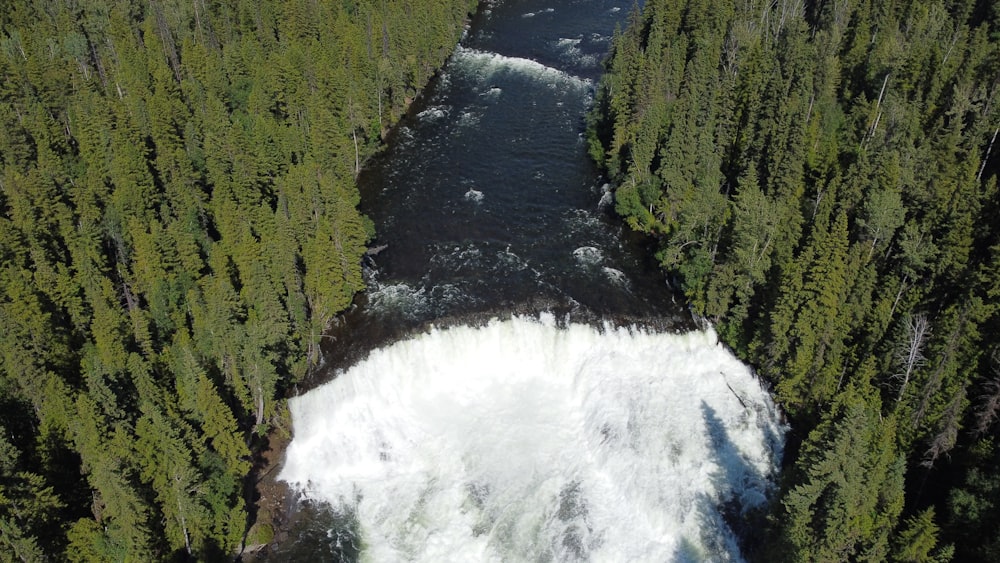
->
(779, 382), (906, 562)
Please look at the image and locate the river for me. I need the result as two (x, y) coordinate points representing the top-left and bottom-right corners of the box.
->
(271, 0), (786, 561)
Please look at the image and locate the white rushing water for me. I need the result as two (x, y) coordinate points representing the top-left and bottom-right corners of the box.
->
(280, 315), (785, 562)
(452, 46), (592, 93)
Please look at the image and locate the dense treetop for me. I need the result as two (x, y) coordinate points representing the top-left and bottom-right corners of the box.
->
(590, 0), (1000, 559)
(0, 0), (474, 559)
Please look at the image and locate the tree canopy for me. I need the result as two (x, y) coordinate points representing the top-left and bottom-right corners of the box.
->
(0, 0), (475, 558)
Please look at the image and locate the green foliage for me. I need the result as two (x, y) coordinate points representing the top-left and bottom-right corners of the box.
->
(778, 383), (905, 562)
(592, 0), (1000, 559)
(943, 437), (1000, 562)
(0, 0), (475, 558)
(892, 507), (953, 563)
(0, 428), (64, 562)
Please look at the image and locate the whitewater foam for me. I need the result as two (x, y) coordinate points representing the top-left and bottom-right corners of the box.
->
(281, 317), (785, 562)
(602, 266), (627, 285)
(597, 183), (614, 209)
(464, 188), (485, 203)
(553, 36), (600, 69)
(457, 110), (482, 127)
(418, 105), (451, 122)
(522, 8), (554, 18)
(494, 247), (530, 273)
(573, 246), (604, 265)
(368, 281), (477, 322)
(453, 47), (591, 92)
(368, 282), (431, 318)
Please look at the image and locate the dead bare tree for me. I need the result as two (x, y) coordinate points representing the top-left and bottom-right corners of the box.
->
(894, 312), (930, 405)
(860, 73), (890, 150)
(149, 0), (182, 82)
(972, 348), (1000, 436)
(977, 124), (999, 182)
(922, 388), (964, 468)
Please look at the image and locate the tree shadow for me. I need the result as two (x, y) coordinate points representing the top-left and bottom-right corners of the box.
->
(674, 534), (711, 563)
(699, 400), (779, 560)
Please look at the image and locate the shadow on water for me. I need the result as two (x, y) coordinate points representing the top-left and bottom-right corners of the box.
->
(699, 401), (776, 560)
(263, 501), (361, 563)
(675, 535), (710, 563)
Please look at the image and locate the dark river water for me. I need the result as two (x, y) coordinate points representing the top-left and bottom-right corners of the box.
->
(313, 0), (691, 372)
(260, 1), (784, 560)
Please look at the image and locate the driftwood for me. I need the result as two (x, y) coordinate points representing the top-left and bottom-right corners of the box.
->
(365, 244), (389, 256)
(723, 372), (749, 409)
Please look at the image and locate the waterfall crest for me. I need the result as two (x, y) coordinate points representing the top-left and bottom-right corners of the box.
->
(281, 316), (785, 561)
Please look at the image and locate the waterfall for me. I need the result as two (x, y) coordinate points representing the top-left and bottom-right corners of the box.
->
(280, 315), (785, 562)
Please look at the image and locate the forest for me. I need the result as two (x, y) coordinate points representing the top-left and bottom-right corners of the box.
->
(589, 0), (1000, 560)
(0, 0), (475, 559)
(5, 0), (1000, 560)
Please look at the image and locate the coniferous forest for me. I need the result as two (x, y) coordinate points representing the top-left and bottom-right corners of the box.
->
(0, 0), (475, 559)
(589, 0), (1000, 560)
(4, 0), (1000, 561)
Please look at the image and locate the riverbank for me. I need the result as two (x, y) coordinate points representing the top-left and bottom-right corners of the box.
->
(238, 4), (488, 555)
(242, 0), (710, 556)
(238, 425), (293, 560)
